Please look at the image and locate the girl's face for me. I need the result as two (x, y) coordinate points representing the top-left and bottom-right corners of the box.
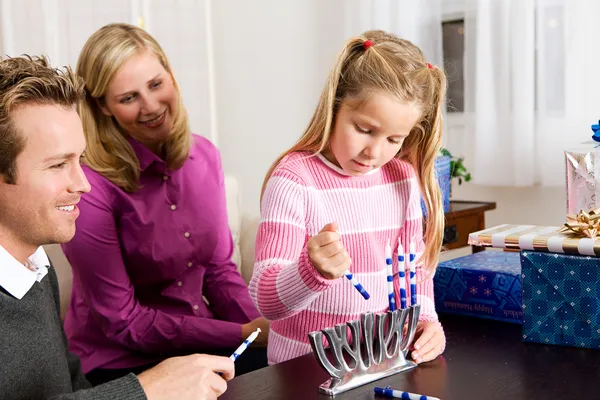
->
(324, 90), (421, 176)
(99, 51), (178, 152)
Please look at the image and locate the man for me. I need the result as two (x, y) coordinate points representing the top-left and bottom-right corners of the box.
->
(0, 55), (234, 399)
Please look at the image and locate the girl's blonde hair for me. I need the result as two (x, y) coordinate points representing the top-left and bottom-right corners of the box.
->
(76, 23), (191, 192)
(261, 30), (447, 273)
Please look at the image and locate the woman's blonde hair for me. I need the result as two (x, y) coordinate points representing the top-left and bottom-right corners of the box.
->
(77, 23), (191, 192)
(262, 30), (447, 273)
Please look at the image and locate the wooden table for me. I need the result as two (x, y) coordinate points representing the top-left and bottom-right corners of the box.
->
(443, 201), (496, 252)
(221, 314), (600, 400)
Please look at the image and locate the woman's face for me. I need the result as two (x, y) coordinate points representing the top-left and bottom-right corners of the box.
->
(100, 51), (178, 151)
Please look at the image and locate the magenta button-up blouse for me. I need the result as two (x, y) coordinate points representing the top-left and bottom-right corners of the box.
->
(62, 135), (260, 373)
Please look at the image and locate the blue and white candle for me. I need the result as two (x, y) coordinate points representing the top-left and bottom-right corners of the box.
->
(231, 328), (261, 362)
(337, 228), (369, 300)
(374, 386), (440, 400)
(397, 240), (407, 309)
(218, 327), (262, 376)
(344, 269), (370, 300)
(409, 241), (417, 306)
(385, 239), (396, 311)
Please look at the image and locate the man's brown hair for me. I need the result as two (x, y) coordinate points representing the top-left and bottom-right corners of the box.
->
(0, 55), (85, 184)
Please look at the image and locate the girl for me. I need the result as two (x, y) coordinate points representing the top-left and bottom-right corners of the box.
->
(61, 23), (268, 385)
(250, 30), (446, 365)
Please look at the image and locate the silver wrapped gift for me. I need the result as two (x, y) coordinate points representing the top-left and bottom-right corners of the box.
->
(565, 138), (600, 214)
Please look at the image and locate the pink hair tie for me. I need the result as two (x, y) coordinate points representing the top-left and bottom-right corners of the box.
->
(363, 40), (374, 51)
(426, 63), (434, 70)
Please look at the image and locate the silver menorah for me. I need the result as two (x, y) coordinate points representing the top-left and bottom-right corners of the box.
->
(308, 305), (420, 396)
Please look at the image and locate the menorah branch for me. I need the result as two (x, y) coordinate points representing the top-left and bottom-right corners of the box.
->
(308, 305), (421, 396)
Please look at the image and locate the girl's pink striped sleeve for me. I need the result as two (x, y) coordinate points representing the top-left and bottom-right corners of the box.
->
(249, 172), (335, 321)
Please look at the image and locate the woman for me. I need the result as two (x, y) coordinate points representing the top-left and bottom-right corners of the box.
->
(62, 23), (268, 386)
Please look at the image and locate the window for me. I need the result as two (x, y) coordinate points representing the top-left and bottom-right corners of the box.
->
(442, 19), (465, 113)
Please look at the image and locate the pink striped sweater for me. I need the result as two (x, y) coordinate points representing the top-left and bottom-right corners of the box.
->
(250, 152), (442, 364)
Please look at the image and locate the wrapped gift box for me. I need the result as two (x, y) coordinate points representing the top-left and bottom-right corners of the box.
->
(565, 142), (600, 214)
(468, 224), (600, 256)
(422, 155), (451, 216)
(521, 250), (600, 349)
(434, 251), (523, 324)
(565, 123), (600, 214)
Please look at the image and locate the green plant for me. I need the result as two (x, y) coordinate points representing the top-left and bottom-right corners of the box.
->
(440, 148), (472, 185)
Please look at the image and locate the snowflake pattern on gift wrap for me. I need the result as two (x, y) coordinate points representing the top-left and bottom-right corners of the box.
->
(434, 251), (522, 323)
(521, 251), (600, 350)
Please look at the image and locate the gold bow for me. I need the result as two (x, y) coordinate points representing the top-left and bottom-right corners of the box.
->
(559, 207), (600, 238)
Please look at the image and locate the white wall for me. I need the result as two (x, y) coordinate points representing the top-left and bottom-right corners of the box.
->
(453, 184), (565, 227)
(211, 0), (347, 216)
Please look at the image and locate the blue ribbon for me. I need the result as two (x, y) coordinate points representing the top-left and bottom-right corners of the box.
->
(592, 120), (600, 142)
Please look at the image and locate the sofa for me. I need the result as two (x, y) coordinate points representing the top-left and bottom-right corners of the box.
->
(45, 175), (260, 319)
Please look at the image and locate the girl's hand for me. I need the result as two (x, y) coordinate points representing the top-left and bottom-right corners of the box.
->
(307, 222), (352, 279)
(411, 321), (445, 363)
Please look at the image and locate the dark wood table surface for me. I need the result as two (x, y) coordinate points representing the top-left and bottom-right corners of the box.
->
(221, 314), (600, 400)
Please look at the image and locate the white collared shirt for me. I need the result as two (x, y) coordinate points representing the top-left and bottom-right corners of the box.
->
(0, 245), (49, 299)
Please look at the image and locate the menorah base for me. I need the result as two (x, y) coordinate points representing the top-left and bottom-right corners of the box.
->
(309, 306), (421, 396)
(318, 357), (417, 396)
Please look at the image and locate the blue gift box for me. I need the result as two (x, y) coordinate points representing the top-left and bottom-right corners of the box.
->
(521, 250), (600, 349)
(421, 155), (451, 217)
(434, 251), (523, 323)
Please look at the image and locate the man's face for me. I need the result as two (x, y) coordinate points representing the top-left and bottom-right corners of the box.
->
(0, 104), (91, 251)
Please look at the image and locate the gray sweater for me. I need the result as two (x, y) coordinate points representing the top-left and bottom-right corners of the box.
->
(0, 266), (147, 400)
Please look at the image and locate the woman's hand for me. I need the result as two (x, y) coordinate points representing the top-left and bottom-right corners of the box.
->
(241, 317), (270, 347)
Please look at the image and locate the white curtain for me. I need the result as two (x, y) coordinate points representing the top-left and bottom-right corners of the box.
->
(462, 0), (600, 187)
(342, 0), (443, 67)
